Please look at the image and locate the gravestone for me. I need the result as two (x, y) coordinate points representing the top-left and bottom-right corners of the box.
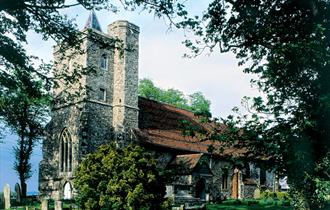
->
(15, 183), (21, 203)
(254, 188), (261, 199)
(55, 200), (62, 210)
(41, 199), (48, 210)
(3, 184), (11, 209)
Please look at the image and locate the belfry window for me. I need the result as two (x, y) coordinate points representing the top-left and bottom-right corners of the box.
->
(98, 88), (106, 101)
(100, 54), (108, 70)
(59, 128), (73, 172)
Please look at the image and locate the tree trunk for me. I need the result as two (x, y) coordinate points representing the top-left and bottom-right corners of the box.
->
(21, 181), (27, 198)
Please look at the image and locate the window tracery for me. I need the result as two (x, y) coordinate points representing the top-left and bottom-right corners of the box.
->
(59, 128), (73, 172)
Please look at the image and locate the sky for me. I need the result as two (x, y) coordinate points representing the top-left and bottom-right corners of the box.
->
(0, 1), (261, 192)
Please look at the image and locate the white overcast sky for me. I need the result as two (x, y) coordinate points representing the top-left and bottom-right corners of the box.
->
(1, 1), (261, 192)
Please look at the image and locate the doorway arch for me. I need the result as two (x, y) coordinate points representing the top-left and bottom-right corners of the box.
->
(63, 182), (73, 200)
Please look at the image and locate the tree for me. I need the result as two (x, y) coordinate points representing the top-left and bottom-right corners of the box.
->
(0, 68), (49, 197)
(189, 92), (211, 116)
(139, 78), (211, 114)
(138, 78), (162, 101)
(173, 1), (330, 209)
(74, 144), (167, 210)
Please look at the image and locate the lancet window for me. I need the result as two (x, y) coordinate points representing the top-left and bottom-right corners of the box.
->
(59, 128), (73, 172)
(100, 54), (108, 70)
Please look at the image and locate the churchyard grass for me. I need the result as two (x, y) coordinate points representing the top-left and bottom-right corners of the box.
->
(207, 198), (293, 210)
(207, 205), (293, 210)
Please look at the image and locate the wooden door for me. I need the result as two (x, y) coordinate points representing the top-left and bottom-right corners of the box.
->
(231, 171), (239, 199)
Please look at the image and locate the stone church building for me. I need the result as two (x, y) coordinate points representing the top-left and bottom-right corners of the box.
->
(39, 12), (277, 204)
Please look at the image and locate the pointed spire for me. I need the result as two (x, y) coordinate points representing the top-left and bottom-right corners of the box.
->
(84, 10), (102, 32)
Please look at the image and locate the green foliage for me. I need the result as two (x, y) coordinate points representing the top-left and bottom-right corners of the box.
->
(207, 199), (293, 210)
(74, 144), (167, 210)
(168, 1), (330, 209)
(0, 67), (50, 197)
(189, 92), (211, 116)
(260, 191), (291, 201)
(139, 78), (211, 115)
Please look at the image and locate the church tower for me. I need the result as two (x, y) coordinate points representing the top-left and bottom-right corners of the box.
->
(39, 12), (139, 200)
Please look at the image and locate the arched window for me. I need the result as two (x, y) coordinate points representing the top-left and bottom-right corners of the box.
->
(63, 182), (73, 200)
(100, 54), (108, 70)
(59, 128), (73, 172)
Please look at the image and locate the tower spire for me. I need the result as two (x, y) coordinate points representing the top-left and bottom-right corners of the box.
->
(84, 10), (102, 32)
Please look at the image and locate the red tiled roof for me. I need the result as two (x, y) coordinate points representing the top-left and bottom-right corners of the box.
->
(136, 97), (247, 157)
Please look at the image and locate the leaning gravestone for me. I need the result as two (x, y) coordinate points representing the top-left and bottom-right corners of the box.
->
(3, 184), (10, 209)
(15, 183), (21, 203)
(254, 188), (261, 199)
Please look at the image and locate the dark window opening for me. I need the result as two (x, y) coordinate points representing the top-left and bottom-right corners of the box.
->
(100, 54), (108, 70)
(260, 168), (267, 185)
(222, 170), (228, 190)
(195, 179), (206, 200)
(243, 162), (250, 180)
(98, 88), (106, 101)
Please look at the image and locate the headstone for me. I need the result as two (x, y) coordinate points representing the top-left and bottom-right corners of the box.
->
(3, 184), (10, 209)
(206, 193), (210, 201)
(41, 199), (49, 210)
(254, 188), (261, 199)
(55, 200), (62, 210)
(15, 183), (21, 203)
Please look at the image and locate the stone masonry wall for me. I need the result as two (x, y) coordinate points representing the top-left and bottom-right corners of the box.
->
(86, 30), (115, 104)
(52, 40), (88, 104)
(209, 159), (232, 201)
(108, 21), (139, 130)
(39, 104), (83, 200)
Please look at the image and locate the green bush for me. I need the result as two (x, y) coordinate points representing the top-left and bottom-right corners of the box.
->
(74, 144), (167, 210)
(216, 196), (292, 208)
(261, 191), (290, 201)
(283, 200), (291, 206)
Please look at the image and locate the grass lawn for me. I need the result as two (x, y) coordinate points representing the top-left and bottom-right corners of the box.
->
(207, 199), (293, 210)
(207, 203), (293, 210)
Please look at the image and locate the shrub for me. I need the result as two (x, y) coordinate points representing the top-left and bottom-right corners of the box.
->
(261, 190), (290, 201)
(74, 144), (167, 210)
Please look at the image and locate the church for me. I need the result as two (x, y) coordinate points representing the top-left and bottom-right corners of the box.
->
(39, 12), (277, 205)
